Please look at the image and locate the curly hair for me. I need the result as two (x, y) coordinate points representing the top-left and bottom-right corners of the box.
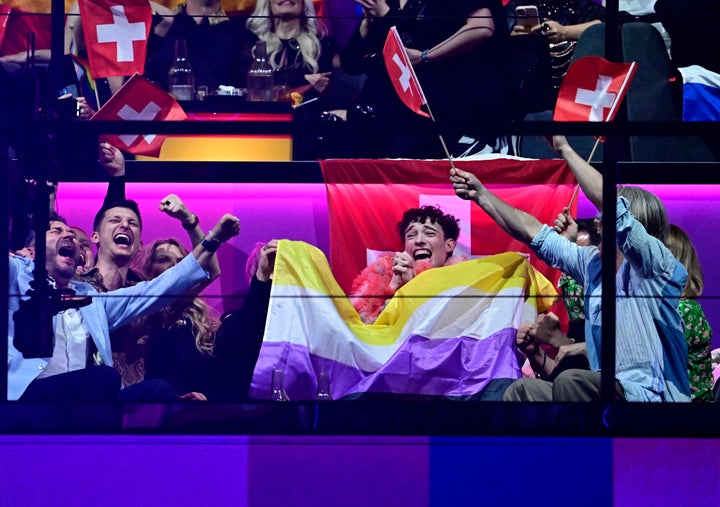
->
(397, 205), (460, 244)
(246, 0), (326, 74)
(132, 238), (219, 356)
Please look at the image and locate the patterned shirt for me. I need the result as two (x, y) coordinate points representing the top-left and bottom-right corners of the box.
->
(678, 299), (714, 401)
(558, 273), (585, 322)
(76, 268), (147, 387)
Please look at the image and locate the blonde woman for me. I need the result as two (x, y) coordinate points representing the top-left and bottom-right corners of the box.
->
(665, 224), (714, 401)
(132, 237), (221, 401)
(246, 0), (337, 94)
(128, 192), (223, 401)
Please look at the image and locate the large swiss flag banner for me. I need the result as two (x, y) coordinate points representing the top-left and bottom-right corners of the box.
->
(320, 157), (577, 294)
(91, 73), (187, 157)
(554, 56), (637, 122)
(383, 26), (430, 118)
(78, 0), (151, 78)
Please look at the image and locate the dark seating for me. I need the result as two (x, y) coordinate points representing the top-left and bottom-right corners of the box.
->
(621, 22), (716, 161)
(517, 22), (718, 162)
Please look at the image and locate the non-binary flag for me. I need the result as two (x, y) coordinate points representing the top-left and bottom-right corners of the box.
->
(91, 73), (187, 157)
(382, 26), (430, 118)
(554, 56), (637, 122)
(78, 0), (151, 78)
(249, 241), (558, 401)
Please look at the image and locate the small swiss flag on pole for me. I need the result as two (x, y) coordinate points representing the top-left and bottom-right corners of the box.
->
(383, 26), (430, 118)
(78, 0), (151, 79)
(554, 56), (637, 122)
(91, 73), (187, 158)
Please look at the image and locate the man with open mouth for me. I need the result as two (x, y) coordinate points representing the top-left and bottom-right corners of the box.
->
(8, 213), (240, 404)
(350, 205), (463, 326)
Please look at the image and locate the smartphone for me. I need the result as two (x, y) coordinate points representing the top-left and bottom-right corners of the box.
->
(515, 5), (540, 30)
(58, 84), (79, 99)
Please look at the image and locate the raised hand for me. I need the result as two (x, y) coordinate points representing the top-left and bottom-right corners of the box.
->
(545, 134), (569, 153)
(554, 207), (578, 240)
(450, 167), (482, 202)
(209, 214), (241, 243)
(389, 251), (415, 291)
(99, 142), (125, 177)
(257, 239), (279, 282)
(159, 194), (192, 224)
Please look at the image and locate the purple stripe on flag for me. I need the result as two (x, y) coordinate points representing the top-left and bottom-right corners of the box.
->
(249, 328), (521, 400)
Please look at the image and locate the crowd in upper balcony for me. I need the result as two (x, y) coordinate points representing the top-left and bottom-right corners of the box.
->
(1, 1), (719, 430)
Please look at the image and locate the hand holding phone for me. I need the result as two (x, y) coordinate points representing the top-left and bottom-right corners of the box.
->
(515, 5), (540, 31)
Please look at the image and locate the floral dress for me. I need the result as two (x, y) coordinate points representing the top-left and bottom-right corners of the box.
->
(679, 298), (714, 401)
(558, 272), (585, 321)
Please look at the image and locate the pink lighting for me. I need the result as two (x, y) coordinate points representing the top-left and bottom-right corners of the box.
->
(55, 182), (720, 345)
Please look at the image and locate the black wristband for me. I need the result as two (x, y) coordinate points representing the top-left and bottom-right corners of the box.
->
(201, 233), (222, 253)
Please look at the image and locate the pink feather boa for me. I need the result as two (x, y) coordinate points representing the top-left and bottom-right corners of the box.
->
(350, 253), (467, 324)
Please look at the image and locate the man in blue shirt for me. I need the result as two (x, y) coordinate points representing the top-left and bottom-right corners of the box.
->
(451, 136), (690, 402)
(8, 214), (239, 402)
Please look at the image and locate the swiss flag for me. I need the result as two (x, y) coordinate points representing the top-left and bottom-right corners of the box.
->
(91, 73), (187, 157)
(319, 157), (577, 294)
(78, 0), (151, 79)
(383, 26), (430, 118)
(554, 56), (637, 122)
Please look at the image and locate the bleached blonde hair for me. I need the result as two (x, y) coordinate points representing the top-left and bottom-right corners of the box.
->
(246, 0), (326, 73)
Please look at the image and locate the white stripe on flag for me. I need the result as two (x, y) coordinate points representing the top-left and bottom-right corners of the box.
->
(679, 65), (720, 121)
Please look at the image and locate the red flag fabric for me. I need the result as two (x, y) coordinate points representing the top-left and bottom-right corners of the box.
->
(320, 157), (577, 295)
(554, 56), (637, 122)
(382, 26), (430, 118)
(0, 5), (11, 52)
(91, 73), (187, 157)
(78, 0), (151, 79)
(0, 7), (52, 56)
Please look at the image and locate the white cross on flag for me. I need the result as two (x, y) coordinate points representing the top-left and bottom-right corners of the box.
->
(554, 56), (637, 122)
(383, 26), (430, 118)
(78, 0), (151, 79)
(91, 73), (187, 157)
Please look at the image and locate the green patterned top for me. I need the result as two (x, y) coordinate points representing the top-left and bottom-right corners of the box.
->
(679, 299), (714, 401)
(558, 273), (585, 322)
(559, 277), (714, 400)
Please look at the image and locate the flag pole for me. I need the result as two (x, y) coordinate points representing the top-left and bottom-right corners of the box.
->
(423, 102), (457, 170)
(566, 136), (601, 210)
(94, 83), (102, 111)
(384, 27), (457, 170)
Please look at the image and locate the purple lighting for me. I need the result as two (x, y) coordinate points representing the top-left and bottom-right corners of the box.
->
(56, 182), (720, 345)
